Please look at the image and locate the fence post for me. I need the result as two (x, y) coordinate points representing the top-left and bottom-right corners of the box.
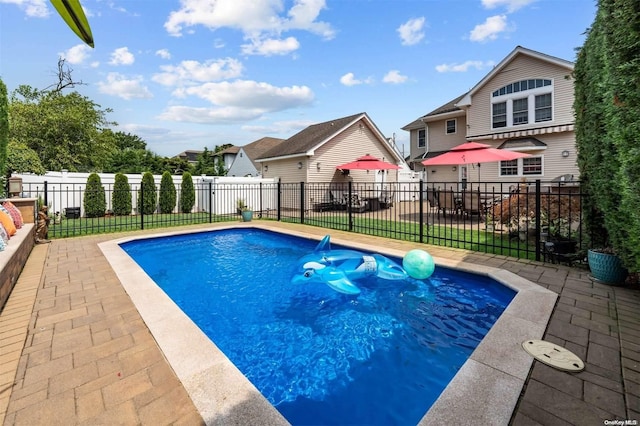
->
(277, 180), (281, 221)
(348, 181), (353, 231)
(535, 179), (541, 262)
(259, 182), (263, 218)
(299, 182), (305, 224)
(419, 180), (425, 243)
(140, 182), (144, 230)
(44, 181), (48, 207)
(208, 181), (213, 223)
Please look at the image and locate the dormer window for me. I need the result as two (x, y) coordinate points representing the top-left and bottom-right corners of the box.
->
(491, 79), (553, 129)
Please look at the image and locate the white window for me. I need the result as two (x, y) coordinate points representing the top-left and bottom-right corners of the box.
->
(446, 119), (456, 134)
(493, 102), (507, 128)
(418, 129), (425, 148)
(512, 98), (528, 125)
(491, 79), (553, 129)
(499, 156), (543, 177)
(535, 93), (552, 122)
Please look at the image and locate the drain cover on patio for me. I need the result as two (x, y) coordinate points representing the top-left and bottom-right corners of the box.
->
(522, 340), (585, 372)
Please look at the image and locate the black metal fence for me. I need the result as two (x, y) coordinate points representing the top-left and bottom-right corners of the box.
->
(24, 179), (586, 264)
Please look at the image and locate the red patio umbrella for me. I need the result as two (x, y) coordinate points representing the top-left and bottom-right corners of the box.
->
(336, 154), (400, 171)
(422, 142), (530, 180)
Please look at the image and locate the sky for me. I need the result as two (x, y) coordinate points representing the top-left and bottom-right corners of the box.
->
(0, 0), (596, 158)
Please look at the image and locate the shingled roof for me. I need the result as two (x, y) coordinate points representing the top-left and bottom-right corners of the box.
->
(257, 112), (367, 160)
(401, 93), (467, 130)
(241, 137), (285, 167)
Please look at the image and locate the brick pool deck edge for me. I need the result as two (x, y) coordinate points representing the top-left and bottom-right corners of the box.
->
(1, 222), (638, 425)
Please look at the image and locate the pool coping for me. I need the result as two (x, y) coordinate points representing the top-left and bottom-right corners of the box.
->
(98, 223), (558, 425)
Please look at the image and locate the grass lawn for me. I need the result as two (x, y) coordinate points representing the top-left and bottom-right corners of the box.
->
(47, 212), (537, 260)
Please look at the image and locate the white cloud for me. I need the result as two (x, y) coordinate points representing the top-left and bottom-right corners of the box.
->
(0, 0), (49, 18)
(469, 15), (508, 42)
(382, 70), (408, 84)
(242, 119), (314, 134)
(164, 0), (334, 39)
(157, 106), (264, 124)
(397, 17), (425, 46)
(340, 72), (373, 86)
(60, 44), (92, 64)
(152, 58), (244, 86)
(181, 80), (314, 111)
(435, 60), (496, 73)
(109, 47), (135, 66)
(241, 36), (300, 56)
(482, 0), (536, 13)
(155, 49), (172, 60)
(97, 73), (153, 100)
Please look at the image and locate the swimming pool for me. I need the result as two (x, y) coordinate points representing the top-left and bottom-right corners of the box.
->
(120, 228), (514, 425)
(99, 223), (557, 425)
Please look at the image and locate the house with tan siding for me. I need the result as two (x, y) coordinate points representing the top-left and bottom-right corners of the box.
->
(403, 46), (579, 186)
(257, 112), (405, 184)
(257, 112), (406, 210)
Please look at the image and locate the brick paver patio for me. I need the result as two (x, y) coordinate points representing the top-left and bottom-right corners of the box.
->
(1, 222), (638, 425)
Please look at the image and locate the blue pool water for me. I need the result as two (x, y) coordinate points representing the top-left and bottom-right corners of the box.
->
(121, 228), (515, 425)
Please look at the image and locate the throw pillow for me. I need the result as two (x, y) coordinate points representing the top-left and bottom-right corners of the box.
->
(0, 210), (17, 236)
(2, 201), (24, 229)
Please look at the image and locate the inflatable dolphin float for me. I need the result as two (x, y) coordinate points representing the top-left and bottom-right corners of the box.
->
(291, 235), (407, 295)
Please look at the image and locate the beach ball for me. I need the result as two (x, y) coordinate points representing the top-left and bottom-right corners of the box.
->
(402, 249), (435, 280)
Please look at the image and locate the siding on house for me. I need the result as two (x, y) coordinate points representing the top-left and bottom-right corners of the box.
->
(425, 115), (467, 153)
(403, 46), (579, 185)
(466, 54), (575, 138)
(260, 113), (403, 185)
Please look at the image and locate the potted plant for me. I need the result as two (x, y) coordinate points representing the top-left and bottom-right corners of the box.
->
(588, 247), (628, 286)
(240, 205), (253, 222)
(236, 198), (246, 216)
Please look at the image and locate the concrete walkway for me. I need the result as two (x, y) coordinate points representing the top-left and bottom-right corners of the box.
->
(1, 223), (638, 425)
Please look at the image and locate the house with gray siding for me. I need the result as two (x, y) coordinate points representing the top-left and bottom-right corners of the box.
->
(226, 137), (285, 177)
(403, 46), (579, 186)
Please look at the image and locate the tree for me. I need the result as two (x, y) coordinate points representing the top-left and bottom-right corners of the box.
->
(84, 173), (106, 218)
(180, 172), (195, 213)
(158, 171), (176, 214)
(112, 173), (132, 216)
(6, 140), (46, 174)
(193, 147), (217, 176)
(0, 79), (8, 195)
(137, 172), (157, 215)
(9, 85), (116, 172)
(574, 0), (640, 272)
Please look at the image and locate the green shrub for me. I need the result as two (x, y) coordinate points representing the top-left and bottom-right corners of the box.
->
(112, 173), (132, 216)
(137, 172), (157, 215)
(180, 172), (195, 213)
(84, 173), (106, 218)
(159, 171), (176, 214)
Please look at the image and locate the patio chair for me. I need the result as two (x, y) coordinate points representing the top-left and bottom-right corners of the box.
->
(436, 190), (457, 217)
(425, 188), (438, 212)
(379, 189), (395, 209)
(462, 190), (483, 219)
(346, 194), (369, 213)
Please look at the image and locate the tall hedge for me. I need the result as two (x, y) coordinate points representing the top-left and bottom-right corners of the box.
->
(0, 79), (8, 196)
(137, 172), (157, 215)
(159, 171), (176, 214)
(574, 0), (640, 272)
(84, 173), (106, 218)
(180, 172), (195, 213)
(112, 173), (132, 216)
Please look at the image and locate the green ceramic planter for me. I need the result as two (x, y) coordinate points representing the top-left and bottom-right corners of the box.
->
(587, 249), (628, 286)
(241, 210), (253, 222)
